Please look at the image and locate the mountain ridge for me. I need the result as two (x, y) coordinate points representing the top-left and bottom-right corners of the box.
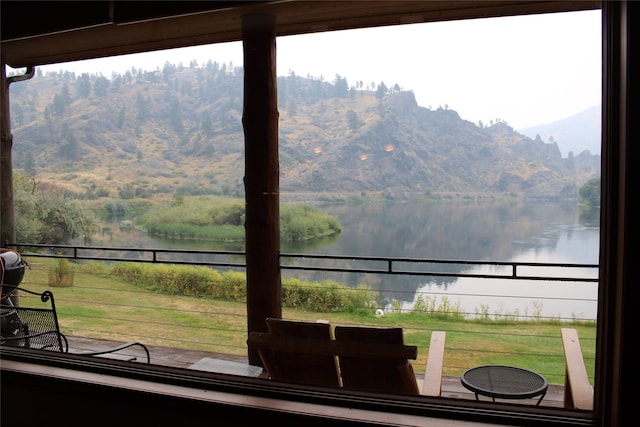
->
(520, 105), (601, 157)
(8, 64), (600, 202)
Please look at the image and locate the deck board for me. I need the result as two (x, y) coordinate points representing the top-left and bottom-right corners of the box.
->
(65, 335), (565, 407)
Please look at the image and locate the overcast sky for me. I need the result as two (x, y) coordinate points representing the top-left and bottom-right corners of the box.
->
(38, 9), (601, 130)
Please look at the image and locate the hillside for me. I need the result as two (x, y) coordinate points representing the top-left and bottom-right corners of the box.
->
(8, 64), (600, 202)
(520, 105), (601, 157)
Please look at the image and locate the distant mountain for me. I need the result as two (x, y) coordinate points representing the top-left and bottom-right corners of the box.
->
(520, 106), (601, 157)
(8, 64), (600, 202)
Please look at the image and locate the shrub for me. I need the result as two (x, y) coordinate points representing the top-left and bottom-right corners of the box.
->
(111, 261), (376, 312)
(48, 258), (74, 287)
(282, 278), (377, 312)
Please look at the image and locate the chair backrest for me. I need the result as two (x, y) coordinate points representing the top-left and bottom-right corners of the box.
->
(249, 320), (424, 394)
(1, 287), (150, 363)
(334, 325), (420, 394)
(1, 287), (67, 352)
(258, 318), (341, 387)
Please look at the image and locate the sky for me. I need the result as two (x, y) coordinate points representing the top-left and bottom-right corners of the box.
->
(37, 9), (601, 131)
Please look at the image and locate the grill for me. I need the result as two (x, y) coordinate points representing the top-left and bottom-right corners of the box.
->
(0, 249), (27, 295)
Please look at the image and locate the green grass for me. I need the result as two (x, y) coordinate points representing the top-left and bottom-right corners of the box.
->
(19, 257), (596, 385)
(136, 195), (341, 241)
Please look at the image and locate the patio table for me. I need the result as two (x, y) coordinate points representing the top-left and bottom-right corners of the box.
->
(189, 357), (264, 377)
(460, 365), (547, 405)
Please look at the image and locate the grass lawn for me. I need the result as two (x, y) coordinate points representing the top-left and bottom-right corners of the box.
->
(19, 257), (596, 385)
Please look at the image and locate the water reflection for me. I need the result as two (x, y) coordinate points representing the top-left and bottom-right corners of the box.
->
(88, 200), (599, 319)
(290, 200), (596, 303)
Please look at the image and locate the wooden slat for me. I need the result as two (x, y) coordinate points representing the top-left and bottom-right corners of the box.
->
(422, 331), (446, 397)
(561, 328), (593, 410)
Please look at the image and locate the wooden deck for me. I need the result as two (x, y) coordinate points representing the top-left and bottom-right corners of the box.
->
(66, 335), (566, 408)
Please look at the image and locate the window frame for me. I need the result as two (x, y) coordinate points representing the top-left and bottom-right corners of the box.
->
(1, 1), (634, 426)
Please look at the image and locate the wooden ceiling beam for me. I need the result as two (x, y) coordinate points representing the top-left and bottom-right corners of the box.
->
(1, 1), (598, 68)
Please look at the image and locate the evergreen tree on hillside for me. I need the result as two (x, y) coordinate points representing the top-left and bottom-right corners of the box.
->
(76, 73), (91, 99)
(60, 123), (80, 160)
(169, 97), (184, 133)
(334, 74), (349, 98)
(376, 82), (388, 99)
(93, 75), (109, 97)
(61, 83), (72, 105)
(136, 92), (149, 123)
(51, 83), (72, 115)
(163, 61), (178, 82)
(347, 110), (362, 132)
(116, 106), (126, 129)
(51, 93), (66, 115)
(201, 111), (214, 137)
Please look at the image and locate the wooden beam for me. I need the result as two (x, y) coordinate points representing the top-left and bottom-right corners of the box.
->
(242, 13), (281, 366)
(1, 1), (599, 68)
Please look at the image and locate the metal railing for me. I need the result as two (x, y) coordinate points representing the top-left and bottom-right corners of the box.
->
(12, 243), (599, 282)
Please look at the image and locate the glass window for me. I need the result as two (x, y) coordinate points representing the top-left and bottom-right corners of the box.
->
(4, 6), (606, 425)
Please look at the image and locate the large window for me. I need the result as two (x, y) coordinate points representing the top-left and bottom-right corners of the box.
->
(4, 2), (632, 426)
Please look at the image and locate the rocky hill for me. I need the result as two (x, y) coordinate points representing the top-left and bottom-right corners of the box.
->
(520, 105), (601, 157)
(8, 63), (600, 202)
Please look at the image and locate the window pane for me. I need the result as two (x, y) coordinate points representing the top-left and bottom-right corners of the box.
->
(7, 7), (600, 416)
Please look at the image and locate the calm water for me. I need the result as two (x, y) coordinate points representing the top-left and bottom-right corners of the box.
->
(94, 200), (600, 320)
(311, 201), (599, 320)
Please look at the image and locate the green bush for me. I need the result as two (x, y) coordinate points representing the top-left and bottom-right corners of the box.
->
(219, 270), (247, 301)
(112, 263), (222, 295)
(48, 258), (74, 287)
(110, 262), (376, 312)
(282, 278), (377, 312)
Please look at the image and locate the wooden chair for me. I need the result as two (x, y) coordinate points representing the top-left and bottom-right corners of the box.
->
(335, 325), (445, 396)
(249, 318), (446, 396)
(1, 287), (150, 363)
(259, 317), (341, 387)
(561, 328), (593, 410)
(334, 325), (418, 394)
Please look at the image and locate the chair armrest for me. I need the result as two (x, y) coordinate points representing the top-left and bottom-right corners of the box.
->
(76, 341), (151, 364)
(561, 328), (593, 410)
(422, 331), (446, 397)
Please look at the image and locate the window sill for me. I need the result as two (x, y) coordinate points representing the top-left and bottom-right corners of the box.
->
(0, 348), (595, 427)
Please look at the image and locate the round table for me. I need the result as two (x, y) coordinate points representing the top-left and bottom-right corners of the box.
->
(460, 365), (548, 405)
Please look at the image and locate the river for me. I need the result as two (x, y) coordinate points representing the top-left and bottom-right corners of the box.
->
(92, 200), (600, 321)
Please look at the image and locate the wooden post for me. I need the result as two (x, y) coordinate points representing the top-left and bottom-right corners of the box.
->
(242, 13), (281, 365)
(0, 62), (16, 248)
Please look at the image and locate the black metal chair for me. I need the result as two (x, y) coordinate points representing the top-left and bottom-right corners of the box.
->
(1, 286), (150, 363)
